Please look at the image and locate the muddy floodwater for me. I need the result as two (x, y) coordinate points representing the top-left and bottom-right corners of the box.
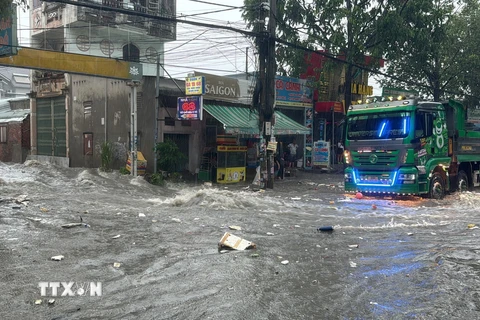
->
(1, 161), (480, 320)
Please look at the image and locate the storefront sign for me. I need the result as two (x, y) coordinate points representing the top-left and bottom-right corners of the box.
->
(195, 72), (241, 100)
(267, 141), (277, 152)
(313, 141), (330, 167)
(185, 76), (205, 95)
(351, 83), (373, 96)
(275, 76), (312, 107)
(177, 96), (203, 120)
(318, 118), (326, 141)
(0, 5), (17, 57)
(382, 87), (418, 97)
(217, 146), (248, 152)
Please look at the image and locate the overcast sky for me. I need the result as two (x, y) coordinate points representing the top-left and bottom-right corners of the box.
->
(164, 0), (253, 79)
(15, 0), (380, 94)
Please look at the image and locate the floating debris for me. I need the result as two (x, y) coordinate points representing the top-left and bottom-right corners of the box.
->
(229, 225), (242, 231)
(349, 261), (357, 268)
(113, 262), (121, 268)
(281, 260), (289, 265)
(34, 299), (42, 305)
(317, 226), (334, 232)
(266, 232), (275, 236)
(348, 244), (359, 248)
(112, 235), (121, 239)
(218, 232), (256, 251)
(51, 255), (64, 261)
(61, 223), (90, 228)
(15, 195), (29, 206)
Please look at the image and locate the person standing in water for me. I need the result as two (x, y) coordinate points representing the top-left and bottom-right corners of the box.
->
(287, 138), (298, 168)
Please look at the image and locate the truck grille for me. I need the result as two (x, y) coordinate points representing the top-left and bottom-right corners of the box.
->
(352, 150), (399, 168)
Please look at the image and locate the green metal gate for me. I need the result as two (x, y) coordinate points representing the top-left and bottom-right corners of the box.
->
(36, 97), (67, 157)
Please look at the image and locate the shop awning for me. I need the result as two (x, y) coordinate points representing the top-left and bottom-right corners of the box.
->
(203, 104), (259, 134)
(274, 111), (311, 135)
(203, 104), (311, 135)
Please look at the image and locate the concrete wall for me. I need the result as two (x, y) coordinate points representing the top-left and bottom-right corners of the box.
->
(68, 74), (131, 169)
(66, 75), (202, 173)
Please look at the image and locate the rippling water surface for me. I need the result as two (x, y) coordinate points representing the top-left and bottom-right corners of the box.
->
(1, 161), (480, 319)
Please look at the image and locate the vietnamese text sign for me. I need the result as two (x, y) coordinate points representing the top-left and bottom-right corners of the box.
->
(313, 141), (330, 166)
(0, 5), (18, 57)
(275, 76), (312, 107)
(177, 96), (203, 120)
(185, 76), (206, 95)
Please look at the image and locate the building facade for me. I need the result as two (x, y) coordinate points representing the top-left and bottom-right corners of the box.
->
(0, 67), (31, 99)
(28, 0), (176, 168)
(0, 98), (30, 163)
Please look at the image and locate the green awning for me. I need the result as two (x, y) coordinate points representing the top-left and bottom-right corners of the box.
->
(203, 104), (310, 135)
(203, 104), (259, 134)
(274, 111), (311, 135)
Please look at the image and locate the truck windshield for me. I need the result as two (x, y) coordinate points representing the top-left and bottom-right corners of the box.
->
(347, 112), (410, 140)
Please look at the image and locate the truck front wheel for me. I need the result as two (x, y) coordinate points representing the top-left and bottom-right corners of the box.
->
(429, 172), (445, 199)
(457, 170), (469, 192)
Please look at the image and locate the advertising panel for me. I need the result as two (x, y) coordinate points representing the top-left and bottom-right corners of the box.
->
(275, 76), (312, 107)
(185, 76), (205, 95)
(313, 141), (330, 167)
(177, 96), (203, 120)
(0, 5), (17, 57)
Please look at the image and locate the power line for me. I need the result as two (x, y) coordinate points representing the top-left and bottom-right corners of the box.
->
(187, 0), (245, 9)
(41, 0), (260, 38)
(33, 0), (473, 98)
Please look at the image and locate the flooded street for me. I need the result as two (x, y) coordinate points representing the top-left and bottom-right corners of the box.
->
(1, 161), (480, 319)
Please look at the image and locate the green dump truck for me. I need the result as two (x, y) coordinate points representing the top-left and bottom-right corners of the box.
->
(343, 98), (480, 199)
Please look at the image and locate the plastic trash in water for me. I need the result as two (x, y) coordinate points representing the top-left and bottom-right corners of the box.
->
(317, 226), (334, 232)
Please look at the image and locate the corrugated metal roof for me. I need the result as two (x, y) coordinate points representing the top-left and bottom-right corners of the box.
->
(0, 98), (30, 123)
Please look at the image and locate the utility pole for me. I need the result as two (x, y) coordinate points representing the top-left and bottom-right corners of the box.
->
(256, 2), (268, 189)
(128, 81), (140, 177)
(265, 0), (277, 189)
(246, 47), (249, 80)
(154, 54), (160, 174)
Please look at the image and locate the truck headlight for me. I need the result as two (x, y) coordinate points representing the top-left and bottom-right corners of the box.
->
(344, 172), (353, 182)
(344, 150), (351, 164)
(398, 173), (416, 183)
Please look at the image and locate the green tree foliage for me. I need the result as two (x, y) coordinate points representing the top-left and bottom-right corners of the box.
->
(455, 0), (480, 104)
(377, 0), (466, 101)
(0, 0), (28, 17)
(242, 0), (388, 107)
(155, 139), (186, 173)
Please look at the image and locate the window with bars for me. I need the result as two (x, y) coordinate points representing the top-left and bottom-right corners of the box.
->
(0, 125), (6, 143)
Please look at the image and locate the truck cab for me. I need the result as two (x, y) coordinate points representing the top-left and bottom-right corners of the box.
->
(343, 98), (480, 199)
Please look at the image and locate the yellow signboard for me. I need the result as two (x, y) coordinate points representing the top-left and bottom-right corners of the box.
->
(185, 76), (205, 95)
(0, 47), (134, 79)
